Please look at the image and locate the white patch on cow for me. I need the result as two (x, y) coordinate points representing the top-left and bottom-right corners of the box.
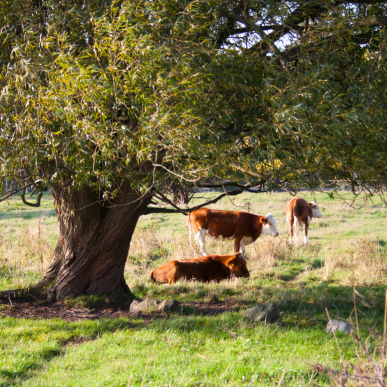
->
(205, 230), (218, 240)
(311, 204), (322, 219)
(195, 229), (207, 255)
(240, 236), (253, 254)
(241, 236), (253, 246)
(308, 216), (312, 224)
(304, 235), (309, 244)
(261, 213), (279, 237)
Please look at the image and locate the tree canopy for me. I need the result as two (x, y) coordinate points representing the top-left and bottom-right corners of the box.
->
(1, 0), (386, 209)
(0, 0), (387, 300)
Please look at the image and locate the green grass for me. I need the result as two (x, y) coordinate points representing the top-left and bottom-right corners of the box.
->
(1, 190), (387, 385)
(0, 310), (366, 386)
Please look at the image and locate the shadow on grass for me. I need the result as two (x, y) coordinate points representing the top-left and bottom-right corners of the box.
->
(1, 281), (386, 384)
(0, 317), (143, 387)
(378, 239), (387, 247)
(1, 283), (385, 386)
(134, 283), (387, 335)
(0, 347), (61, 387)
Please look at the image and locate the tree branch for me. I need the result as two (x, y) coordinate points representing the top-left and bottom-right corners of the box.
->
(154, 189), (187, 214)
(20, 187), (44, 207)
(143, 186), (265, 216)
(0, 182), (37, 202)
(219, 7), (288, 69)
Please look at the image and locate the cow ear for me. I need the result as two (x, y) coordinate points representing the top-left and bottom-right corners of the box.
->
(260, 217), (268, 225)
(309, 202), (316, 208)
(234, 253), (243, 259)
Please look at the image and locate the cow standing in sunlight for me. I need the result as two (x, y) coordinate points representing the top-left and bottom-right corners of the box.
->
(286, 197), (322, 244)
(188, 208), (279, 255)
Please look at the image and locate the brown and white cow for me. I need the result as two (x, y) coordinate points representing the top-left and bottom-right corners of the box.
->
(188, 208), (279, 255)
(150, 253), (250, 284)
(285, 197), (322, 244)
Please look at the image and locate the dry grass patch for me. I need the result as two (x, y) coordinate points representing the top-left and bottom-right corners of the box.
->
(323, 239), (387, 286)
(0, 219), (53, 289)
(247, 237), (293, 273)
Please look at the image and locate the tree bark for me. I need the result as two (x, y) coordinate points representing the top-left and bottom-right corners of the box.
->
(171, 183), (194, 205)
(35, 180), (152, 301)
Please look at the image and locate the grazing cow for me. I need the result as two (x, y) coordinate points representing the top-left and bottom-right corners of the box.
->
(150, 253), (250, 284)
(286, 197), (323, 244)
(188, 208), (279, 255)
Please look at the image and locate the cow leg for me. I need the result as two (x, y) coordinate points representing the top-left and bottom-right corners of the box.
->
(240, 236), (253, 255)
(195, 228), (207, 255)
(234, 237), (242, 255)
(287, 216), (294, 244)
(240, 243), (246, 255)
(293, 217), (300, 244)
(303, 222), (309, 244)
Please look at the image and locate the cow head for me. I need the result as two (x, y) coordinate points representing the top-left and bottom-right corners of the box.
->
(260, 213), (279, 237)
(227, 253), (250, 278)
(309, 201), (322, 218)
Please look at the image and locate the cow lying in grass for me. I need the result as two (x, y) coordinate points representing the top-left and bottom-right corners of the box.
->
(286, 197), (323, 244)
(188, 208), (279, 255)
(150, 253), (250, 284)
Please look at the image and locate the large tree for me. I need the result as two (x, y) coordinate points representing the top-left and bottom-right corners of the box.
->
(0, 0), (386, 301)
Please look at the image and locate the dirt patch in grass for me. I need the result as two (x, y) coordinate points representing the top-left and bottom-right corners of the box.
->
(184, 300), (242, 315)
(0, 300), (131, 321)
(0, 298), (241, 321)
(61, 335), (93, 348)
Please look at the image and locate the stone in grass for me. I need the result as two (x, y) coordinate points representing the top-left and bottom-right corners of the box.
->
(129, 298), (180, 314)
(243, 303), (281, 323)
(158, 299), (181, 313)
(326, 320), (352, 334)
(204, 294), (220, 303)
(129, 298), (158, 314)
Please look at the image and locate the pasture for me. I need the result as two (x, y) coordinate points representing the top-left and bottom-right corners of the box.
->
(0, 191), (387, 386)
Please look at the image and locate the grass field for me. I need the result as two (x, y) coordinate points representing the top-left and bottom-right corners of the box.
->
(0, 190), (386, 386)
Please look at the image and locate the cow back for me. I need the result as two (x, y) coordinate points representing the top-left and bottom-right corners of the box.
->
(193, 209), (262, 240)
(287, 197), (313, 220)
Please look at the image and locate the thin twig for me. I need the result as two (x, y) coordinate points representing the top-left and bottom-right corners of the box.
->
(326, 307), (343, 361)
(354, 287), (360, 338)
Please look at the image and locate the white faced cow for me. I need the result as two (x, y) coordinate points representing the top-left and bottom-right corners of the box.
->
(188, 208), (279, 256)
(285, 197), (322, 244)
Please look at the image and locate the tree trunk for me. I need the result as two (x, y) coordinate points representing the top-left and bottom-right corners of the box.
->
(35, 181), (151, 301)
(171, 183), (193, 205)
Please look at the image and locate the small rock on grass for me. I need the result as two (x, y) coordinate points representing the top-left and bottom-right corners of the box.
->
(326, 320), (352, 334)
(243, 303), (281, 323)
(129, 298), (180, 314)
(204, 294), (220, 303)
(158, 299), (181, 313)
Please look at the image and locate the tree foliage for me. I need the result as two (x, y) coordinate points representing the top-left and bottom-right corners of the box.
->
(1, 0), (386, 205)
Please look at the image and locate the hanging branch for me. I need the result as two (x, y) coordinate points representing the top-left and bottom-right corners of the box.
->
(20, 187), (44, 207)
